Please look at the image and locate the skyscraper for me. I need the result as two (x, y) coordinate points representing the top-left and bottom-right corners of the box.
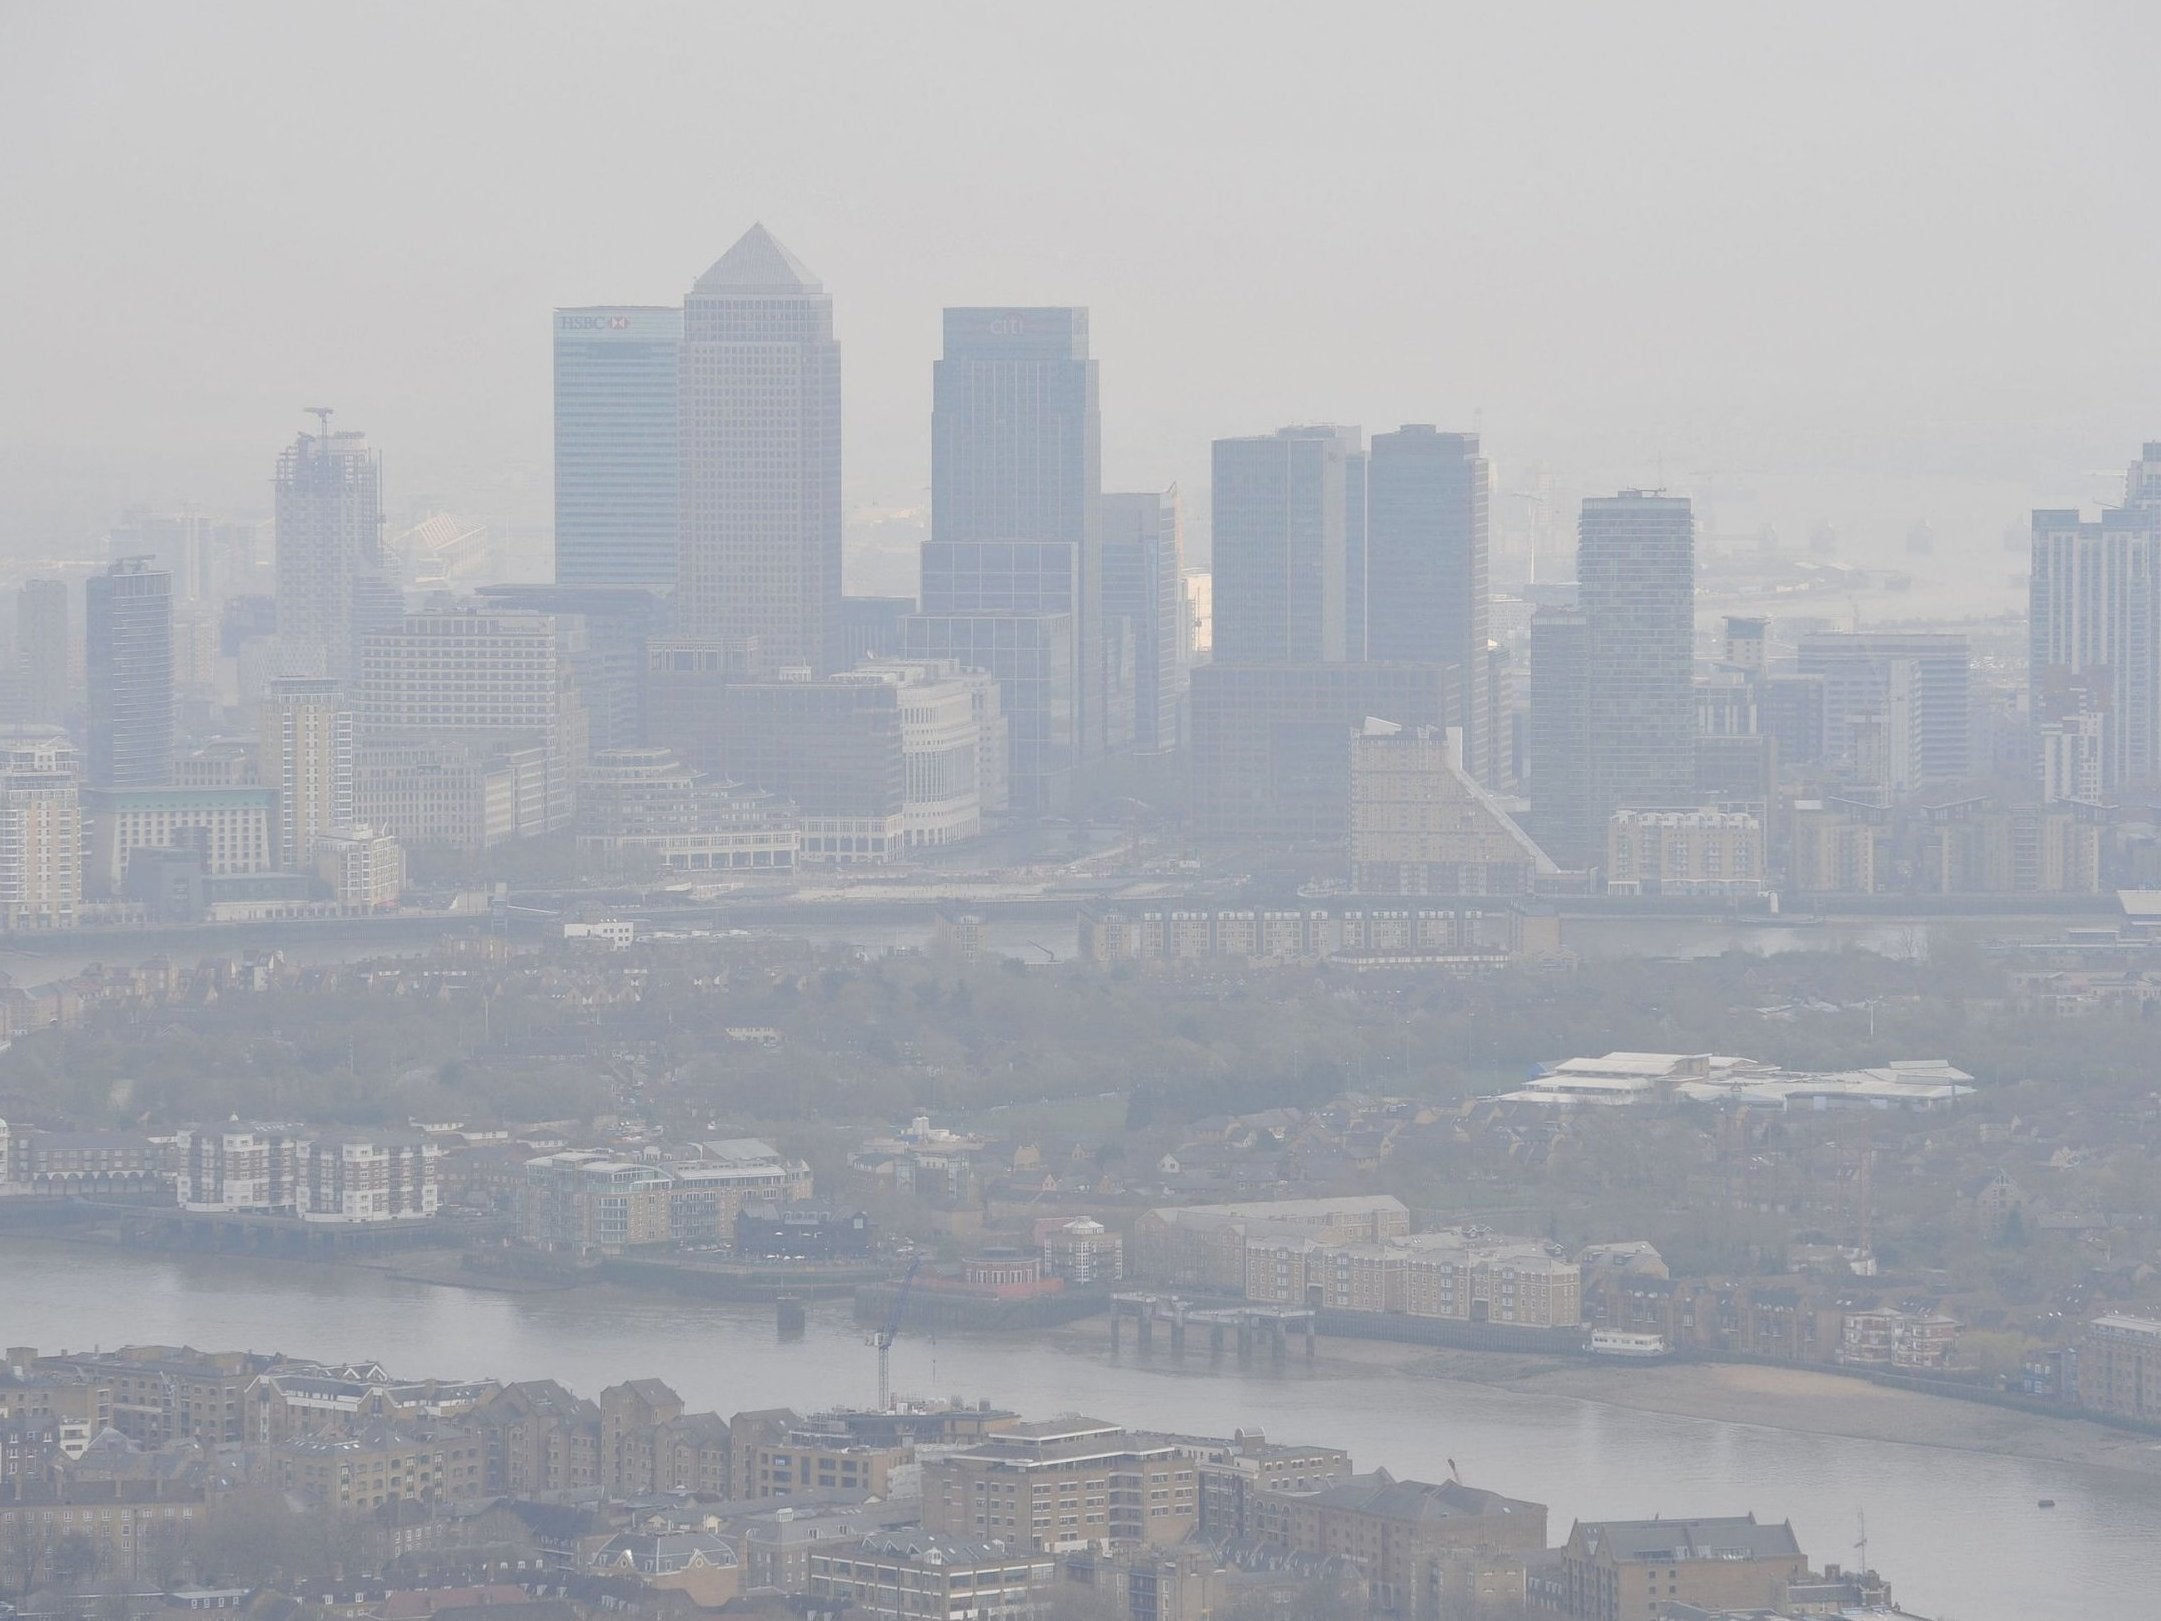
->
(1100, 489), (1186, 755)
(1210, 426), (1360, 666)
(1526, 606), (1593, 865)
(554, 305), (682, 588)
(274, 416), (394, 681)
(1365, 427), (1489, 778)
(15, 579), (69, 727)
(2029, 444), (2161, 794)
(678, 224), (842, 674)
(261, 675), (355, 869)
(932, 308), (1102, 758)
(85, 557), (174, 790)
(1578, 492), (1696, 831)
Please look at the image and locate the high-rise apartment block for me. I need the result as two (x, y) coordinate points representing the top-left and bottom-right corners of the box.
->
(274, 420), (395, 681)
(932, 308), (1102, 760)
(2029, 444), (2161, 795)
(1210, 427), (1360, 666)
(0, 731), (82, 930)
(1100, 488), (1187, 755)
(553, 305), (682, 588)
(1365, 427), (1489, 777)
(84, 558), (175, 790)
(260, 675), (354, 870)
(314, 824), (405, 909)
(677, 225), (842, 674)
(1348, 722), (1552, 895)
(15, 580), (70, 728)
(1577, 492), (1696, 830)
(1796, 632), (1971, 794)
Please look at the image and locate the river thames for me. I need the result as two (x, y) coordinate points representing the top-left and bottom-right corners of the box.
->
(3, 1239), (2155, 1619)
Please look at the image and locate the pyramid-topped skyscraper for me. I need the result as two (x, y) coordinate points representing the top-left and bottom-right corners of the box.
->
(678, 224), (842, 672)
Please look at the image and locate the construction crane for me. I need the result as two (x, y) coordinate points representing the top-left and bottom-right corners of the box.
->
(870, 1255), (923, 1412)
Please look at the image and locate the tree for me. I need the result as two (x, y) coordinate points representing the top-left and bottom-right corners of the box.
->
(48, 1532), (102, 1592)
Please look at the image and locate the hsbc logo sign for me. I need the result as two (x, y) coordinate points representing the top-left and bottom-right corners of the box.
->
(558, 314), (638, 331)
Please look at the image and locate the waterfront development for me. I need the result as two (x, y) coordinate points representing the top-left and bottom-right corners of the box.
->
(3, 1238), (2157, 1620)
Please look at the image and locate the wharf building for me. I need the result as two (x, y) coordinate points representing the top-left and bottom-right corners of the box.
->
(923, 1416), (1198, 1551)
(1602, 807), (1766, 898)
(1550, 1514), (1808, 1620)
(677, 225), (843, 675)
(2077, 1311), (2161, 1423)
(1242, 1225), (1582, 1329)
(1258, 1471), (1548, 1617)
(172, 1122), (439, 1222)
(553, 305), (682, 588)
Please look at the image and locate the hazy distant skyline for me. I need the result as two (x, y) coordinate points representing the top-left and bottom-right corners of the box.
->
(3, 1), (2157, 575)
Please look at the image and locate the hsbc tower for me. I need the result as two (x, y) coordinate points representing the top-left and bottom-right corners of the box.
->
(553, 304), (682, 589)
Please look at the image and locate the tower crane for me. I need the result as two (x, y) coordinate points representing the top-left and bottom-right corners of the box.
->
(870, 1255), (923, 1412)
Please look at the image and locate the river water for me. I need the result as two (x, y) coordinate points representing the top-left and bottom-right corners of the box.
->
(1, 1240), (2152, 1619)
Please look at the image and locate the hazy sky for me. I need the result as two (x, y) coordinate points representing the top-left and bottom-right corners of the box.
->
(2, 1), (2157, 568)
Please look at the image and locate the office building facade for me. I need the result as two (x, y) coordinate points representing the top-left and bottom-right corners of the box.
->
(1526, 607), (1594, 865)
(901, 612), (1073, 816)
(356, 610), (585, 835)
(1100, 488), (1186, 755)
(1578, 492), (1696, 830)
(1210, 426), (1360, 666)
(84, 558), (175, 790)
(1365, 427), (1489, 778)
(15, 579), (69, 728)
(678, 225), (843, 672)
(933, 307), (1102, 761)
(554, 305), (682, 588)
(1189, 662), (1456, 845)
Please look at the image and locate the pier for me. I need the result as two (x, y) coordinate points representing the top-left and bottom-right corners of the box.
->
(1108, 1292), (1317, 1361)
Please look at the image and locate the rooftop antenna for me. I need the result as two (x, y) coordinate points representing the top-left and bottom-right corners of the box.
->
(1854, 1508), (1869, 1572)
(305, 405), (334, 439)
